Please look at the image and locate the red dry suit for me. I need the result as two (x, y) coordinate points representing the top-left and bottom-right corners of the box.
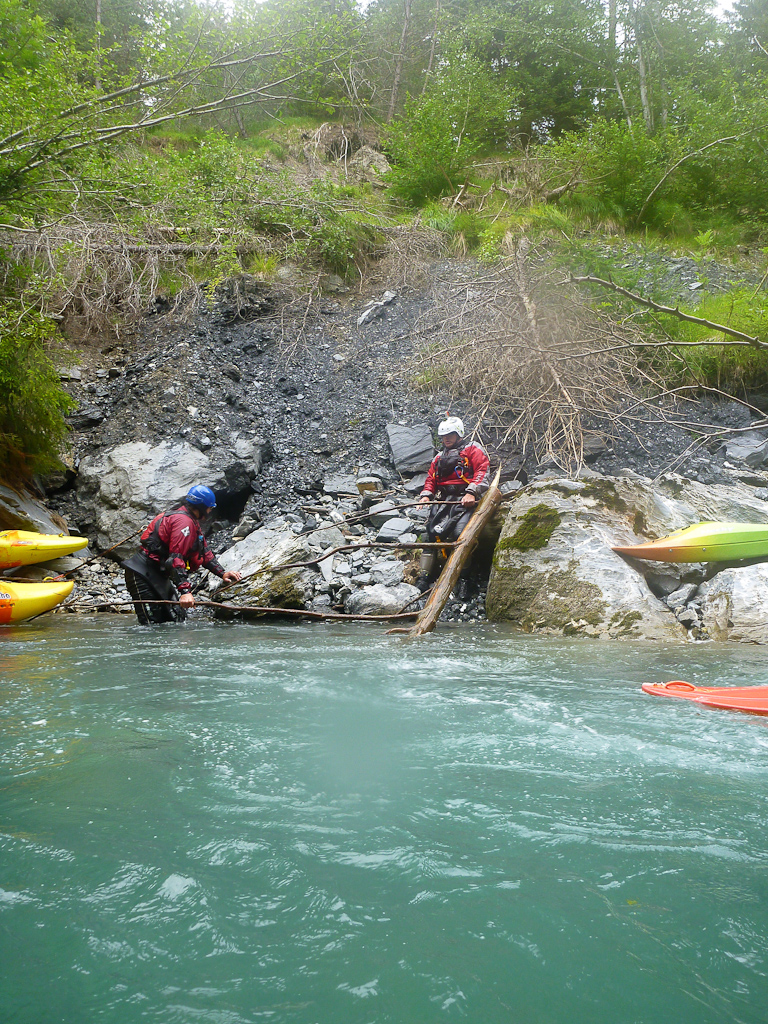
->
(139, 506), (226, 594)
(420, 441), (490, 500)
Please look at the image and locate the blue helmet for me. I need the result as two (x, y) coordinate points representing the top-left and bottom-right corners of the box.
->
(185, 485), (216, 509)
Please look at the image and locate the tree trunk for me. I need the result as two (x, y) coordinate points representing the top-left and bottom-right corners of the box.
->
(628, 0), (653, 131)
(388, 468), (503, 637)
(387, 0), (413, 122)
(421, 0), (441, 96)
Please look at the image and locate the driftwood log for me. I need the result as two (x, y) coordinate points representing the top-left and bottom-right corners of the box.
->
(388, 467), (503, 637)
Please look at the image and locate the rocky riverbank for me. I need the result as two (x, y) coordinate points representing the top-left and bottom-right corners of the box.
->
(5, 250), (768, 636)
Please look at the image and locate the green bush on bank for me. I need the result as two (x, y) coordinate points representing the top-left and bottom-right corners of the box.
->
(0, 306), (74, 480)
(646, 289), (768, 392)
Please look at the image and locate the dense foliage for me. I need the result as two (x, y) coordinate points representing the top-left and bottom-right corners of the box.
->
(0, 306), (74, 478)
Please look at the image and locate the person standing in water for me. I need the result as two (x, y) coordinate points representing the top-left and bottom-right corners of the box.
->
(123, 485), (242, 624)
(416, 417), (490, 599)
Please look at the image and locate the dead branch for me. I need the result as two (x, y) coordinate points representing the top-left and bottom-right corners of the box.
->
(60, 597), (418, 622)
(408, 239), (686, 471)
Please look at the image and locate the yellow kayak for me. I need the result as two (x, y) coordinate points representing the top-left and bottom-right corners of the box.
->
(0, 579), (74, 623)
(0, 529), (88, 570)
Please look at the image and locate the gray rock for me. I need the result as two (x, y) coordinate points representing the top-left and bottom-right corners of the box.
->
(676, 607), (700, 628)
(725, 431), (768, 468)
(0, 483), (70, 533)
(357, 290), (397, 325)
(666, 583), (699, 611)
(376, 517), (413, 541)
(370, 559), (405, 585)
(500, 480), (524, 496)
(323, 473), (359, 495)
(345, 582), (420, 616)
(699, 564), (768, 642)
(307, 525), (346, 551)
(232, 516), (259, 541)
(640, 564), (691, 598)
(213, 524), (313, 609)
(404, 473), (428, 494)
(488, 471), (768, 639)
(367, 501), (400, 527)
(487, 482), (684, 639)
(66, 405), (104, 430)
(386, 423), (435, 475)
(77, 439), (264, 553)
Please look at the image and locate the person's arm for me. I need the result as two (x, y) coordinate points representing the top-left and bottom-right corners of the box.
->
(464, 445), (490, 497)
(419, 455), (439, 503)
(201, 540), (242, 584)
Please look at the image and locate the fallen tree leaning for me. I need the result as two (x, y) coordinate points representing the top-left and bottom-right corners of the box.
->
(388, 467), (503, 638)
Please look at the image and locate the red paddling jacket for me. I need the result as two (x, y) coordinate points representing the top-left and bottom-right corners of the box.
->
(139, 506), (226, 593)
(420, 442), (490, 500)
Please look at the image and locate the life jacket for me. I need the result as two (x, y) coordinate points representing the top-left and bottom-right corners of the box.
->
(140, 507), (205, 567)
(434, 448), (472, 491)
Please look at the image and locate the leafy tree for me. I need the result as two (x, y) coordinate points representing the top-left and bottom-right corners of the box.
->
(384, 51), (512, 202)
(0, 305), (74, 478)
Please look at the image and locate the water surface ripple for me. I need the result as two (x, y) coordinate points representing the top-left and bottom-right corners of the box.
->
(2, 618), (768, 1023)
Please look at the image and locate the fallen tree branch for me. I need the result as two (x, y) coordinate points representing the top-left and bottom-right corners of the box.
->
(570, 274), (766, 349)
(60, 597), (418, 622)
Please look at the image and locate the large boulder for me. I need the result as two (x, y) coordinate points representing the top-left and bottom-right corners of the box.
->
(212, 524), (315, 610)
(0, 483), (69, 533)
(699, 565), (768, 642)
(487, 470), (768, 638)
(487, 481), (684, 639)
(386, 423), (435, 475)
(77, 438), (264, 553)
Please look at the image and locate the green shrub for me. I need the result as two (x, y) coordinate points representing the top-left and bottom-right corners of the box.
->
(384, 93), (479, 206)
(647, 290), (768, 392)
(0, 305), (75, 480)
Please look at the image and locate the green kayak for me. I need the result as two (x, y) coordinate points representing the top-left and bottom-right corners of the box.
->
(612, 521), (768, 563)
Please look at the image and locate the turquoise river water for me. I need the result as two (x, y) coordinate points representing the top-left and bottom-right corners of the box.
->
(2, 617), (768, 1024)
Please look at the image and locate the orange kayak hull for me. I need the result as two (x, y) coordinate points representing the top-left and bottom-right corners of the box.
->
(612, 522), (768, 563)
(642, 680), (768, 715)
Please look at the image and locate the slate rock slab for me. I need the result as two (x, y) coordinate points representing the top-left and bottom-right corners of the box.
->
(386, 423), (435, 474)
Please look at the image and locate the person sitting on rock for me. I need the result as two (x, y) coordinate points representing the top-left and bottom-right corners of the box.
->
(123, 485), (242, 625)
(416, 417), (490, 599)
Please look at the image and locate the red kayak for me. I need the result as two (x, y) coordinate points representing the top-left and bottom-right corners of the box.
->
(642, 680), (768, 716)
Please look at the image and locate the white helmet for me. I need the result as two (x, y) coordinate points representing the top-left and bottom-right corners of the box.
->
(438, 416), (464, 438)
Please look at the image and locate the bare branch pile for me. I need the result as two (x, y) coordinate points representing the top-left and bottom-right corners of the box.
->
(411, 237), (661, 470)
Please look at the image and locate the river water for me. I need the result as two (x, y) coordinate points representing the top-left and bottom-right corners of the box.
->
(2, 617), (768, 1024)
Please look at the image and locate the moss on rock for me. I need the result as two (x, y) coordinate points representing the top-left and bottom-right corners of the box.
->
(581, 480), (629, 514)
(487, 560), (607, 629)
(496, 503), (561, 557)
(226, 569), (305, 609)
